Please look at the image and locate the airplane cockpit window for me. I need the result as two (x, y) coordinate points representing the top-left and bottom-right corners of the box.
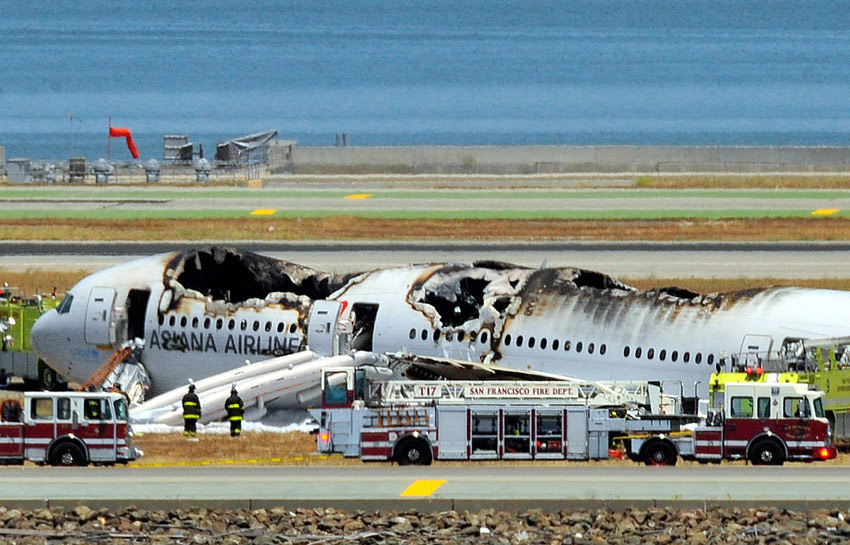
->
(56, 294), (74, 314)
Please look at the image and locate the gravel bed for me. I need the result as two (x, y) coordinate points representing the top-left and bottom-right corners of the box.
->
(2, 505), (850, 544)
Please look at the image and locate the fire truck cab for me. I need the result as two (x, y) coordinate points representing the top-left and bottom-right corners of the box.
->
(0, 391), (141, 466)
(686, 382), (836, 465)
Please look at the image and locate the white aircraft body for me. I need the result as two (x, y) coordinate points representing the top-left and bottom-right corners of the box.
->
(30, 246), (850, 408)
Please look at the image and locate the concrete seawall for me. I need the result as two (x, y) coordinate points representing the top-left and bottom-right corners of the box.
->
(270, 144), (850, 175)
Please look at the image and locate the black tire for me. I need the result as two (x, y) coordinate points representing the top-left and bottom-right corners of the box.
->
(394, 439), (433, 466)
(642, 441), (678, 466)
(749, 440), (785, 466)
(49, 443), (87, 467)
(38, 360), (61, 391)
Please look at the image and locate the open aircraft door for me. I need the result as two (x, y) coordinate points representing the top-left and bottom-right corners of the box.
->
(740, 334), (773, 367)
(307, 300), (343, 357)
(85, 287), (116, 345)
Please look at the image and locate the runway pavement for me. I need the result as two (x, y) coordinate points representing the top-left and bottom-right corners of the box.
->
(4, 241), (850, 279)
(1, 465), (849, 510)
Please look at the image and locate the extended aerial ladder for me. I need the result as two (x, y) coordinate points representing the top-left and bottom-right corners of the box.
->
(77, 341), (139, 392)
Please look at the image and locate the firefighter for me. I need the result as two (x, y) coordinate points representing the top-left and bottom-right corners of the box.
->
(225, 387), (244, 437)
(182, 384), (201, 438)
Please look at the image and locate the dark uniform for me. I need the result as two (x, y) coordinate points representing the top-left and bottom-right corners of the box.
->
(182, 384), (201, 437)
(225, 388), (244, 437)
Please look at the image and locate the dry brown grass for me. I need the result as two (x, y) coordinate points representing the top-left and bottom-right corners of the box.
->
(4, 217), (850, 242)
(131, 431), (850, 467)
(636, 175), (850, 189)
(0, 269), (91, 294)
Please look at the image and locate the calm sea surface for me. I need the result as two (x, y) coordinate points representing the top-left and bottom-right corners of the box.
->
(1, 0), (849, 160)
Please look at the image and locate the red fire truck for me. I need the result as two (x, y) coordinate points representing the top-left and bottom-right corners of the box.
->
(0, 391), (141, 466)
(311, 367), (836, 466)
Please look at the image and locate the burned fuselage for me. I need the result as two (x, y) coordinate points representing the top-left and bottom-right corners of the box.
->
(31, 246), (850, 402)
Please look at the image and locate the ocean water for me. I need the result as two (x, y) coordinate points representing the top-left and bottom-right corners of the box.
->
(1, 0), (849, 160)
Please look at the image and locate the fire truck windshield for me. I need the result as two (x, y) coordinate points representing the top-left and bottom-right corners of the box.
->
(113, 398), (128, 421)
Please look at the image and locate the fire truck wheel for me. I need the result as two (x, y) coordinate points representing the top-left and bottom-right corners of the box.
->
(642, 441), (677, 466)
(749, 440), (785, 466)
(394, 438), (433, 466)
(49, 443), (87, 467)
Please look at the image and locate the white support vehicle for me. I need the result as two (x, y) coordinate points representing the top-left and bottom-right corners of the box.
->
(311, 367), (836, 466)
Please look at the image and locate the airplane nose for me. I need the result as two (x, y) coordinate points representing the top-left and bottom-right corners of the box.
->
(30, 310), (71, 374)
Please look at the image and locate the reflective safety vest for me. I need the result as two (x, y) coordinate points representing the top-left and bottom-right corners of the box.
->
(182, 392), (202, 420)
(225, 393), (244, 422)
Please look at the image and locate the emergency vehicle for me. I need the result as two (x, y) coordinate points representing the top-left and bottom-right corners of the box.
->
(311, 367), (836, 466)
(711, 335), (850, 441)
(0, 391), (141, 466)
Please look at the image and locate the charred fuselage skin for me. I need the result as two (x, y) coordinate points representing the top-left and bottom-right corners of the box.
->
(31, 246), (850, 403)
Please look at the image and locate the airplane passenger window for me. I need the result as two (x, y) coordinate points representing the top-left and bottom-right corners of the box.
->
(672, 351), (678, 362)
(540, 338), (548, 349)
(600, 344), (606, 355)
(278, 322), (285, 333)
(659, 349), (666, 361)
(204, 318), (211, 329)
(528, 337), (535, 348)
(409, 328), (416, 340)
(564, 341), (571, 351)
(169, 316), (176, 327)
(635, 347), (642, 358)
(552, 339), (559, 350)
(480, 331), (489, 344)
(265, 322), (272, 332)
(624, 346), (630, 357)
(433, 330), (440, 342)
(588, 343), (594, 354)
(192, 317), (199, 328)
(647, 348), (654, 360)
(227, 319), (235, 330)
(240, 320), (247, 331)
(708, 354), (715, 365)
(252, 321), (260, 331)
(576, 342), (583, 353)
(505, 334), (512, 346)
(696, 353), (703, 364)
(421, 329), (428, 341)
(180, 317), (187, 328)
(446, 332), (454, 341)
(683, 352), (690, 363)
(458, 331), (465, 342)
(289, 324), (297, 334)
(516, 336), (524, 347)
(158, 315), (164, 326)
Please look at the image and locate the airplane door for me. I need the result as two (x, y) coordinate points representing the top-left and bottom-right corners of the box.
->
(740, 334), (773, 367)
(307, 300), (342, 357)
(85, 287), (116, 345)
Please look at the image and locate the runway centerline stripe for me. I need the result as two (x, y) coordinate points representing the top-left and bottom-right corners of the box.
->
(400, 479), (446, 497)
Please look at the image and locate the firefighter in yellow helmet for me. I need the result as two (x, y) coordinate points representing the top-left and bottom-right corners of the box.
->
(225, 387), (244, 437)
(182, 384), (201, 437)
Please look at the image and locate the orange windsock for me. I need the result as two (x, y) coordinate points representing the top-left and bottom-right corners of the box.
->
(109, 126), (139, 159)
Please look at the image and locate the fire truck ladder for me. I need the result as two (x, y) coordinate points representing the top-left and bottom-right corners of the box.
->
(78, 342), (136, 392)
(379, 380), (657, 408)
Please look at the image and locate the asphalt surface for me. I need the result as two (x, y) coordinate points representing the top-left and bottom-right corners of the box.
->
(0, 465), (848, 510)
(4, 241), (850, 278)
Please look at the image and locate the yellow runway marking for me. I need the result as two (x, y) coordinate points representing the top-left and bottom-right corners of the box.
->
(400, 479), (446, 497)
(251, 208), (277, 215)
(813, 208), (839, 216)
(345, 193), (373, 200)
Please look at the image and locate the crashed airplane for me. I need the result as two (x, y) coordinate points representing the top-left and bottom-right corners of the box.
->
(31, 246), (850, 409)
